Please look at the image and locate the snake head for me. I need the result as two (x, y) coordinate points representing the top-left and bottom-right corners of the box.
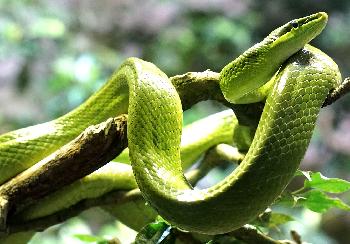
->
(267, 12), (328, 56)
(220, 12), (329, 104)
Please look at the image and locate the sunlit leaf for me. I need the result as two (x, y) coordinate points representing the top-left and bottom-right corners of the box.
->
(254, 209), (294, 229)
(275, 191), (305, 207)
(304, 172), (350, 193)
(135, 220), (171, 244)
(300, 190), (350, 213)
(30, 17), (65, 38)
(74, 234), (107, 243)
(301, 170), (311, 181)
(2, 22), (23, 41)
(267, 213), (294, 228)
(74, 54), (99, 83)
(294, 169), (304, 177)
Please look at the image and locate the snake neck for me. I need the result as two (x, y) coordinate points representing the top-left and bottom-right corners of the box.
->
(220, 12), (328, 104)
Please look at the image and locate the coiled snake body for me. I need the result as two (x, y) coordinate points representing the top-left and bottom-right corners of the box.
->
(0, 12), (341, 234)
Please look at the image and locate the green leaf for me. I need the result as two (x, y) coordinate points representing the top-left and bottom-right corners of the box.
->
(301, 170), (311, 180)
(294, 169), (305, 177)
(300, 190), (350, 213)
(304, 172), (350, 193)
(135, 220), (171, 244)
(267, 213), (294, 228)
(30, 17), (65, 38)
(253, 209), (294, 229)
(275, 191), (305, 207)
(74, 234), (107, 243)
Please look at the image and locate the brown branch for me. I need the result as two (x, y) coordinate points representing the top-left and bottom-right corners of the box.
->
(290, 230), (302, 244)
(6, 143), (244, 234)
(176, 71), (350, 125)
(6, 188), (291, 244)
(171, 70), (225, 110)
(7, 189), (142, 234)
(171, 71), (264, 127)
(227, 225), (292, 244)
(0, 116), (128, 231)
(322, 77), (350, 107)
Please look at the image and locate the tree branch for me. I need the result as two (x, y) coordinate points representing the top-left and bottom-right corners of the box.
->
(0, 116), (128, 231)
(171, 71), (264, 127)
(322, 77), (350, 107)
(5, 144), (244, 234)
(227, 225), (293, 244)
(6, 189), (142, 234)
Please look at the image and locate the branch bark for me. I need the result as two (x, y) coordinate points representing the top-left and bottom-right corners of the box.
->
(322, 77), (350, 107)
(171, 70), (264, 127)
(5, 144), (244, 234)
(6, 189), (142, 234)
(227, 225), (293, 244)
(0, 116), (128, 231)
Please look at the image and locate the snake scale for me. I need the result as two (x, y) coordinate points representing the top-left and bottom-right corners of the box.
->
(0, 12), (341, 235)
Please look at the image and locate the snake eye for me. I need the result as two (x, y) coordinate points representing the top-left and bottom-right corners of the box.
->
(291, 21), (298, 28)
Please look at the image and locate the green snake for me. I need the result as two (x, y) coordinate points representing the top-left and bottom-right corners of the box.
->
(0, 12), (342, 235)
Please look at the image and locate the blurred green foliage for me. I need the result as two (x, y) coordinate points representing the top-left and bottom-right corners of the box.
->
(1, 0), (350, 243)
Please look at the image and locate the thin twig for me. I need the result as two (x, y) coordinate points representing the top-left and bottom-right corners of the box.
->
(228, 225), (292, 244)
(186, 144), (244, 186)
(322, 77), (350, 107)
(290, 230), (302, 244)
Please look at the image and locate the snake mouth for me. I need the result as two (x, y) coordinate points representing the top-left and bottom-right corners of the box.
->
(296, 12), (327, 27)
(267, 12), (328, 43)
